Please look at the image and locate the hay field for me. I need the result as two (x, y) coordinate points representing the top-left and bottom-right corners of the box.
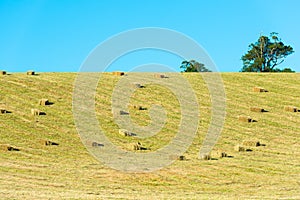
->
(0, 72), (299, 199)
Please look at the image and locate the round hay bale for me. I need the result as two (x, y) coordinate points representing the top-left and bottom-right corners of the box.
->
(133, 142), (148, 150)
(169, 155), (185, 160)
(91, 142), (103, 147)
(0, 144), (19, 151)
(0, 70), (7, 75)
(112, 71), (125, 76)
(253, 87), (267, 92)
(119, 110), (129, 115)
(178, 155), (185, 160)
(119, 129), (134, 136)
(234, 145), (245, 152)
(27, 70), (35, 75)
(40, 140), (58, 146)
(219, 152), (227, 158)
(284, 106), (297, 112)
(39, 99), (49, 106)
(133, 143), (141, 150)
(250, 107), (264, 112)
(0, 108), (7, 114)
(238, 116), (252, 122)
(132, 82), (142, 88)
(199, 153), (211, 160)
(154, 74), (166, 78)
(130, 105), (145, 110)
(0, 144), (9, 151)
(242, 140), (260, 147)
(31, 108), (40, 116)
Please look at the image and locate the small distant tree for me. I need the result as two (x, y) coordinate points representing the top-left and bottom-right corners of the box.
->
(241, 32), (294, 72)
(180, 60), (211, 72)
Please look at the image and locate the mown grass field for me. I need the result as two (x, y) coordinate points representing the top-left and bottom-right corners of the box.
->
(0, 72), (299, 199)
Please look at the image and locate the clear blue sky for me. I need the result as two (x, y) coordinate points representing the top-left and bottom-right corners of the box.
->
(0, 0), (299, 72)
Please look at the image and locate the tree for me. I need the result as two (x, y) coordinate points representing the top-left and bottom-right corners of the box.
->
(241, 32), (294, 72)
(180, 60), (211, 72)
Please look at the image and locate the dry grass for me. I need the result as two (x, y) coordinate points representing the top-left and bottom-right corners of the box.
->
(0, 72), (299, 199)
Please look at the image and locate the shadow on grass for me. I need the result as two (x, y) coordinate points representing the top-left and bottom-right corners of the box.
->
(45, 102), (55, 106)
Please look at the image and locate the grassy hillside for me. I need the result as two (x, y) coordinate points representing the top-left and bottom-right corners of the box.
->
(0, 72), (299, 199)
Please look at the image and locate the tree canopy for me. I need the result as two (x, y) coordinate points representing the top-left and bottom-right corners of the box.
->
(241, 32), (294, 72)
(180, 60), (211, 72)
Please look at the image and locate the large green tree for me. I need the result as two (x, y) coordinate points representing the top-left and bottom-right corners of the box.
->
(180, 60), (211, 72)
(241, 33), (294, 72)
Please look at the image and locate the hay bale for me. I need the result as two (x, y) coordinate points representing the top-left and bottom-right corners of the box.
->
(169, 155), (186, 160)
(130, 105), (146, 110)
(220, 152), (227, 158)
(253, 87), (268, 92)
(133, 142), (148, 150)
(284, 106), (297, 112)
(112, 71), (125, 76)
(0, 144), (10, 151)
(0, 70), (6, 75)
(31, 109), (40, 116)
(199, 153), (211, 160)
(242, 140), (260, 147)
(178, 155), (185, 160)
(39, 99), (49, 106)
(154, 74), (167, 78)
(92, 142), (104, 147)
(217, 151), (227, 158)
(0, 144), (19, 151)
(41, 140), (59, 146)
(0, 108), (6, 114)
(119, 129), (134, 136)
(119, 110), (129, 115)
(211, 151), (227, 158)
(250, 107), (264, 112)
(133, 143), (139, 150)
(238, 116), (253, 122)
(27, 70), (35, 75)
(234, 145), (245, 152)
(132, 82), (143, 88)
